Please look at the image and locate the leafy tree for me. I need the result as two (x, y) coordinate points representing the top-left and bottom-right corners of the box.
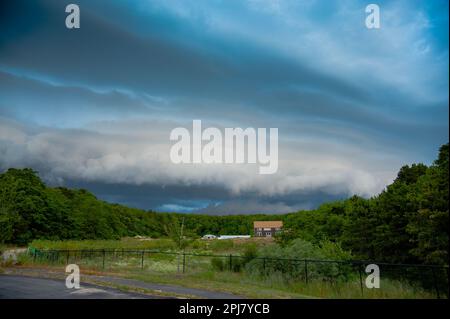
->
(406, 144), (449, 264)
(0, 143), (447, 267)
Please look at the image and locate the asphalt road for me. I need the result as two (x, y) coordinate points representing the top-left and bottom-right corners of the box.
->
(85, 274), (242, 299)
(0, 275), (156, 299)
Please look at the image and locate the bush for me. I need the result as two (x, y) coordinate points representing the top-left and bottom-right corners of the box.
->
(210, 243), (259, 273)
(211, 257), (226, 271)
(243, 243), (258, 260)
(15, 252), (31, 265)
(245, 239), (354, 282)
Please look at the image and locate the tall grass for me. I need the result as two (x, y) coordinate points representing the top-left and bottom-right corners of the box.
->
(30, 238), (274, 254)
(244, 272), (437, 298)
(31, 238), (177, 251)
(24, 238), (445, 299)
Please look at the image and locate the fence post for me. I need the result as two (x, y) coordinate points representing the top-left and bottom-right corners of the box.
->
(102, 249), (106, 270)
(304, 260), (308, 284)
(66, 250), (69, 265)
(358, 263), (364, 297)
(141, 251), (145, 270)
(229, 254), (233, 271)
(431, 267), (440, 299)
(446, 267), (449, 296)
(182, 252), (186, 273)
(263, 258), (266, 273)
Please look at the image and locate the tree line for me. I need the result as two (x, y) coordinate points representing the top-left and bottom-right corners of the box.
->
(0, 144), (448, 266)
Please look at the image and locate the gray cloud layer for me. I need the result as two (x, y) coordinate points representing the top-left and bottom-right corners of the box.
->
(0, 0), (448, 213)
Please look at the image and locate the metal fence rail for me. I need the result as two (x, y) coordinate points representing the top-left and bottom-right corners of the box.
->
(28, 248), (449, 298)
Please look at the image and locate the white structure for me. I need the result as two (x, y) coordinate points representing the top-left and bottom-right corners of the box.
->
(218, 235), (251, 240)
(202, 234), (217, 240)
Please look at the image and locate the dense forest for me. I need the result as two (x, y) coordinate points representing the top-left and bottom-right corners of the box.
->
(0, 144), (448, 266)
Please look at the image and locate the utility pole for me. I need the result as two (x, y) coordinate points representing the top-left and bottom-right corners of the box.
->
(177, 217), (185, 273)
(179, 217), (185, 248)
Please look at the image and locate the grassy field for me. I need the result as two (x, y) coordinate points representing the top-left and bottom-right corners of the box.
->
(30, 237), (275, 254)
(2, 238), (441, 299)
(3, 256), (437, 299)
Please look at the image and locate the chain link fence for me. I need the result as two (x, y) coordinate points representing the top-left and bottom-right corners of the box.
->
(28, 247), (449, 298)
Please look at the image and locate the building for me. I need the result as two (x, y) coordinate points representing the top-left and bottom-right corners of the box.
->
(253, 221), (283, 237)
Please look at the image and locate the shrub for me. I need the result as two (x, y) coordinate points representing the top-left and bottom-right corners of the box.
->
(243, 243), (258, 260)
(211, 257), (226, 271)
(210, 244), (259, 273)
(245, 238), (354, 282)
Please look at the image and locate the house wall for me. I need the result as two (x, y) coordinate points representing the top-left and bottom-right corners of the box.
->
(254, 227), (281, 237)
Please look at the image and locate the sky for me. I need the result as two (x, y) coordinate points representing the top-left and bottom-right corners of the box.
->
(0, 0), (448, 214)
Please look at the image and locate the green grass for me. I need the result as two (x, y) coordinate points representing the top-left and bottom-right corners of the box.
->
(30, 238), (177, 251)
(114, 265), (436, 299)
(17, 243), (441, 299)
(30, 237), (275, 254)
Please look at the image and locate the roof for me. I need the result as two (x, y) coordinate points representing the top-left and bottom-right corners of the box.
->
(253, 221), (283, 228)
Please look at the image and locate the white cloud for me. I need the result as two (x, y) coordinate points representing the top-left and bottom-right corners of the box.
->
(0, 117), (399, 199)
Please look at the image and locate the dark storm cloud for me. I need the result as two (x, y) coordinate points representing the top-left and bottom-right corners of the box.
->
(0, 0), (448, 213)
(0, 70), (156, 125)
(0, 1), (373, 115)
(56, 178), (347, 215)
(1, 0), (446, 137)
